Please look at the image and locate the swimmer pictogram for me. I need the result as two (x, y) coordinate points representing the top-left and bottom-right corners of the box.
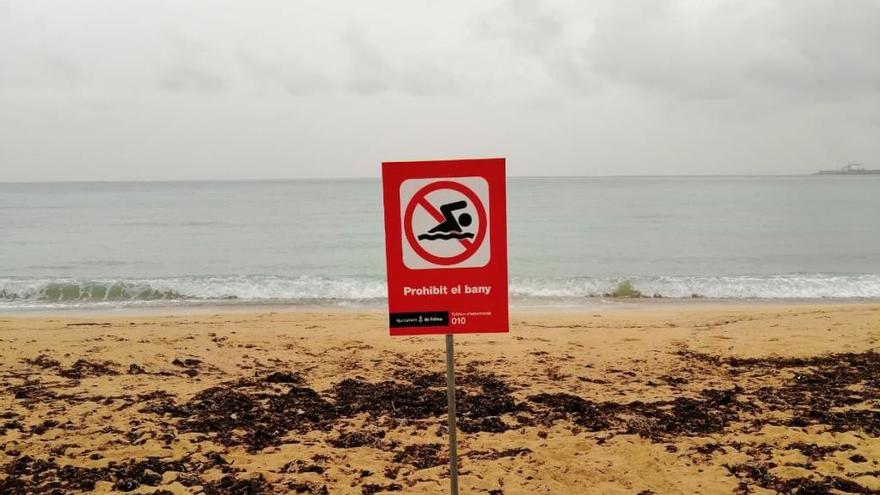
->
(417, 201), (474, 241)
(401, 178), (490, 268)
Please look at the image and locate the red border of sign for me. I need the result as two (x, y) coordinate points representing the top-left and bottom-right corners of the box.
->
(382, 157), (508, 336)
(403, 180), (488, 266)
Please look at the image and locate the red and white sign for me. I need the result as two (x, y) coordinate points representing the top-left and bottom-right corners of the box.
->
(382, 158), (508, 336)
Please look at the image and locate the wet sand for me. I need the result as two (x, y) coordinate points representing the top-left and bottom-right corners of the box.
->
(1, 303), (879, 494)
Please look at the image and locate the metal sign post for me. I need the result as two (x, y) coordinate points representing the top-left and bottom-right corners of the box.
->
(445, 334), (459, 495)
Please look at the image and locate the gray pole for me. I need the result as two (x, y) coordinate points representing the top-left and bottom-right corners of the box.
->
(445, 334), (459, 495)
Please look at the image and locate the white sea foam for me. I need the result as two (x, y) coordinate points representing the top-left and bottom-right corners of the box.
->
(1, 274), (879, 309)
(509, 274), (880, 299)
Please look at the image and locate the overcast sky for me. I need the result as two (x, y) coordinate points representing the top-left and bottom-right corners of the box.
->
(1, 0), (879, 181)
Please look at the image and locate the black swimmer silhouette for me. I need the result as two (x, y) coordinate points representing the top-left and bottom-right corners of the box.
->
(418, 200), (475, 240)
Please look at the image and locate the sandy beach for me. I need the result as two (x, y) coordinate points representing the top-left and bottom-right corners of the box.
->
(1, 302), (879, 494)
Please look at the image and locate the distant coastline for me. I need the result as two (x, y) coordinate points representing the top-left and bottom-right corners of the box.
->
(813, 163), (880, 175)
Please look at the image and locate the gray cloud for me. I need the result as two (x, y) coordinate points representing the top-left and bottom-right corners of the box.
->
(0, 53), (81, 90)
(238, 51), (330, 96)
(1, 0), (878, 182)
(476, 0), (564, 53)
(585, 0), (880, 104)
(0, 9), (81, 91)
(342, 26), (460, 97)
(342, 27), (389, 95)
(747, 1), (880, 99)
(156, 37), (226, 93)
(474, 0), (593, 91)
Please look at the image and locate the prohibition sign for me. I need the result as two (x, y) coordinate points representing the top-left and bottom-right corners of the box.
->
(403, 180), (488, 266)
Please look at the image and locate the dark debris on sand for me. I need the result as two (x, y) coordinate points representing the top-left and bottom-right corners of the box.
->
(9, 348), (880, 493)
(0, 454), (229, 494)
(521, 350), (880, 492)
(629, 388), (744, 438)
(686, 350), (880, 435)
(458, 372), (522, 432)
(529, 386), (745, 440)
(135, 351), (880, 456)
(726, 462), (880, 495)
(138, 366), (530, 452)
(22, 354), (60, 369)
(392, 369), (445, 388)
(287, 481), (330, 495)
(288, 481), (330, 494)
(172, 358), (203, 368)
(263, 370), (305, 384)
(171, 358), (203, 377)
(8, 379), (58, 404)
(20, 354), (120, 380)
(528, 392), (618, 431)
(332, 379), (447, 419)
(466, 447), (532, 460)
(203, 473), (270, 495)
(527, 351), (880, 442)
(330, 429), (393, 449)
(392, 443), (446, 470)
(278, 459), (325, 475)
(143, 378), (335, 452)
(786, 442), (855, 461)
(361, 482), (403, 494)
(59, 359), (120, 379)
(384, 369), (524, 433)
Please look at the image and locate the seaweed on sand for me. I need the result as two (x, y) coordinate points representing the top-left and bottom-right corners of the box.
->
(203, 474), (270, 495)
(684, 350), (880, 435)
(726, 462), (880, 495)
(138, 367), (336, 452)
(59, 359), (120, 379)
(332, 379), (447, 419)
(392, 444), (446, 470)
(0, 455), (226, 494)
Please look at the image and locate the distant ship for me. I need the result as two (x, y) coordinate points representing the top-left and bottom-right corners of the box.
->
(813, 163), (880, 175)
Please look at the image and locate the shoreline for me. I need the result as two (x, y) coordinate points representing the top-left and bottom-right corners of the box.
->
(2, 296), (880, 318)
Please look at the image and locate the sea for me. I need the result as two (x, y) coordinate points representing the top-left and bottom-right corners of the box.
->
(1, 176), (879, 310)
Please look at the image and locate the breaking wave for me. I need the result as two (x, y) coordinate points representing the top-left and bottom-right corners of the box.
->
(508, 274), (880, 299)
(0, 274), (878, 309)
(0, 276), (387, 308)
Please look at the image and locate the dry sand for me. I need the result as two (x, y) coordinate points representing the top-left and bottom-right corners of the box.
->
(1, 302), (879, 494)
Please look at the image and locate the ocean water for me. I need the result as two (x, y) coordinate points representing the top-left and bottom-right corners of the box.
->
(1, 176), (879, 309)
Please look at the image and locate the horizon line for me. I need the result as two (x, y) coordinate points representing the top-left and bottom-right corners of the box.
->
(0, 173), (832, 185)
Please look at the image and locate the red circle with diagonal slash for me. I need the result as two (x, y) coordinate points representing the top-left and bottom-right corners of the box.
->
(404, 180), (487, 266)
